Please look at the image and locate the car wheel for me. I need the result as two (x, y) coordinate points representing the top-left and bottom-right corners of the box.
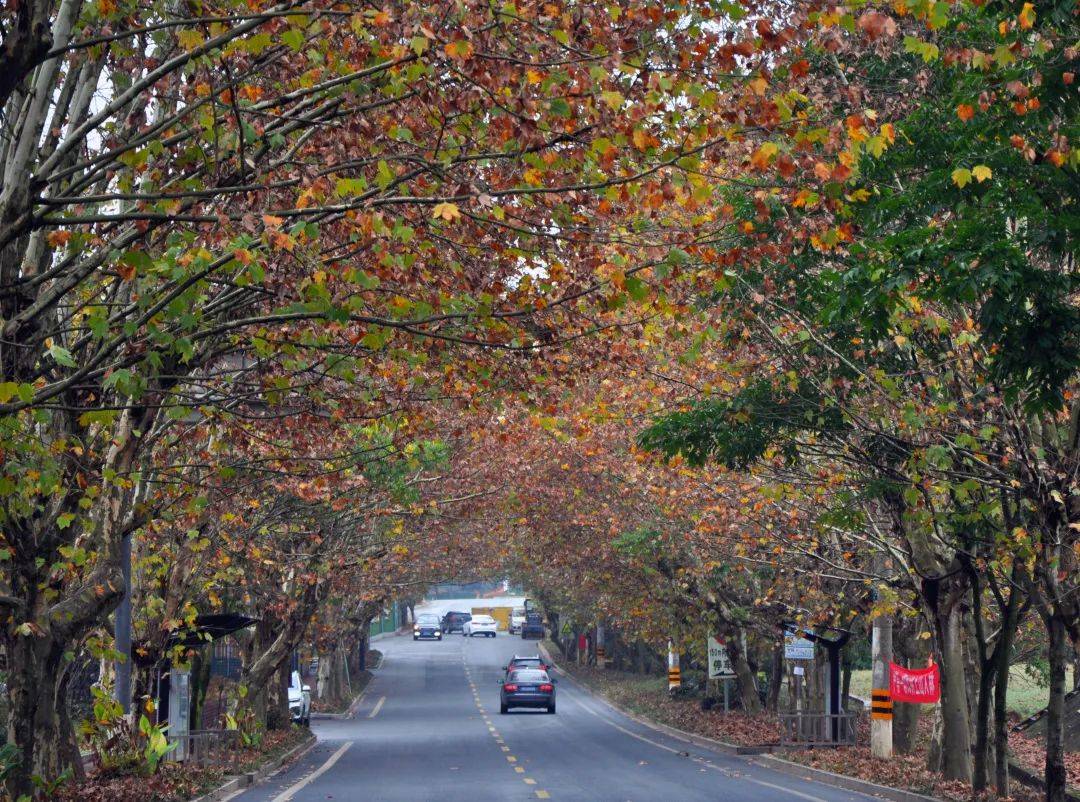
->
(500, 703), (508, 714)
(413, 635), (418, 641)
(547, 704), (556, 714)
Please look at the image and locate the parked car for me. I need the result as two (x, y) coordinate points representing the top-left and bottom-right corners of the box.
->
(500, 668), (556, 714)
(503, 654), (549, 676)
(463, 614), (497, 637)
(288, 670), (311, 725)
(520, 612), (545, 640)
(413, 612), (442, 640)
(509, 607), (526, 634)
(441, 611), (472, 634)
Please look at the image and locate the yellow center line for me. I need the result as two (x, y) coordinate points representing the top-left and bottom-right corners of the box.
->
(506, 755), (516, 763)
(514, 766), (525, 774)
(524, 778), (536, 785)
(535, 791), (550, 799)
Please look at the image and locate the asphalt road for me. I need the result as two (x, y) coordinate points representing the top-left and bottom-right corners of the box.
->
(232, 632), (878, 802)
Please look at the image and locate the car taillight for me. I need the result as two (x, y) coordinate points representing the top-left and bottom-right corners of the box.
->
(539, 684), (553, 692)
(503, 684), (518, 692)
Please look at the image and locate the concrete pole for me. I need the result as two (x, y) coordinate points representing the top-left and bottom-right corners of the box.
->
(871, 612), (893, 758)
(667, 640), (680, 692)
(595, 623), (605, 669)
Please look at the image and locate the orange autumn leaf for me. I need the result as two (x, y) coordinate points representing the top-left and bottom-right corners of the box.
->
(444, 39), (474, 60)
(46, 230), (72, 248)
(956, 104), (975, 122)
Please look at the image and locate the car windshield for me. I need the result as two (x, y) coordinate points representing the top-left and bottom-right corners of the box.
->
(510, 670), (548, 682)
(417, 614), (439, 624)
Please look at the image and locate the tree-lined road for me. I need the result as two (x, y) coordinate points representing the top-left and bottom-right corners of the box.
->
(234, 633), (876, 802)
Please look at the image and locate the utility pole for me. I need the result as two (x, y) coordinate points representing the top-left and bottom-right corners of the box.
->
(667, 641), (680, 692)
(114, 533), (133, 714)
(870, 611), (893, 758)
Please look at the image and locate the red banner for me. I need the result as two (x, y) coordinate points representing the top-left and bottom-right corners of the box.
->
(889, 662), (941, 703)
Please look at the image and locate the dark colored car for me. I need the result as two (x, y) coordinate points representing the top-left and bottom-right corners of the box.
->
(504, 655), (549, 676)
(413, 613), (442, 641)
(520, 612), (544, 640)
(441, 611), (472, 634)
(500, 669), (556, 714)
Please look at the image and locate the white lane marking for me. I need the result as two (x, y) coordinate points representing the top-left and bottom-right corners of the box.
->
(572, 689), (832, 802)
(270, 741), (352, 802)
(747, 778), (829, 802)
(368, 695), (386, 719)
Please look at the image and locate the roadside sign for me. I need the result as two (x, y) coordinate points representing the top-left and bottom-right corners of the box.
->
(707, 635), (735, 679)
(784, 632), (815, 661)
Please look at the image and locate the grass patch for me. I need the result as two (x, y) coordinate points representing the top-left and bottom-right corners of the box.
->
(847, 665), (1073, 718)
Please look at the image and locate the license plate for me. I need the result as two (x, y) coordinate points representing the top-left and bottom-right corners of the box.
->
(520, 685), (536, 691)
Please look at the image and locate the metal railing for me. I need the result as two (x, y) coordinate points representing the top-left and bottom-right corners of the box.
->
(778, 712), (858, 747)
(167, 729), (243, 767)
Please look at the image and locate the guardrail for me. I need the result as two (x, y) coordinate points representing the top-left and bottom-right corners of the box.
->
(168, 729), (243, 767)
(778, 712), (858, 747)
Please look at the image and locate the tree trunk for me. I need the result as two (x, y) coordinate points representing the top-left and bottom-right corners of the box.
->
(935, 601), (973, 782)
(725, 631), (762, 714)
(972, 651), (995, 793)
(992, 642), (1012, 797)
(266, 662), (290, 731)
(767, 643), (783, 712)
(1044, 615), (1069, 802)
(5, 637), (84, 797)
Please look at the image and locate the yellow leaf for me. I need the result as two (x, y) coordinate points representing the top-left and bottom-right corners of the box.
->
(951, 167), (972, 188)
(432, 202), (460, 222)
(1018, 2), (1035, 29)
(177, 29), (205, 51)
(972, 164), (992, 183)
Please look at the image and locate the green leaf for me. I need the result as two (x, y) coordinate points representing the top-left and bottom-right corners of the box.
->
(78, 409), (119, 427)
(600, 90), (624, 110)
(48, 345), (77, 367)
(548, 98), (571, 118)
(281, 28), (304, 52)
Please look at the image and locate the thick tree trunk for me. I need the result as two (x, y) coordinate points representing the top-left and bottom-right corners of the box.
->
(725, 631), (762, 714)
(935, 602), (973, 782)
(5, 637), (84, 797)
(266, 662), (290, 731)
(1044, 615), (1069, 802)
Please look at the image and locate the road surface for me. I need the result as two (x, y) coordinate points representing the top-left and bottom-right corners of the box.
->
(233, 632), (877, 802)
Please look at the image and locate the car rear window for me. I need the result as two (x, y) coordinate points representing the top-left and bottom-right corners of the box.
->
(510, 670), (548, 682)
(473, 615), (494, 623)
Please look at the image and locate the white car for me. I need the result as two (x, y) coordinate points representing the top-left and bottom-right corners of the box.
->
(288, 670), (311, 725)
(463, 614), (497, 638)
(509, 608), (526, 634)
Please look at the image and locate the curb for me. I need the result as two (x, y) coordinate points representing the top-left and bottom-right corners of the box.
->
(538, 643), (940, 802)
(309, 650), (384, 720)
(189, 732), (317, 802)
(311, 681), (371, 721)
